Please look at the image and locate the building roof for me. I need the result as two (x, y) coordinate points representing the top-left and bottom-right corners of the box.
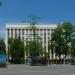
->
(6, 23), (57, 29)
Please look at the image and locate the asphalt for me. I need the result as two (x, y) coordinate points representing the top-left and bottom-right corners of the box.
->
(0, 64), (75, 75)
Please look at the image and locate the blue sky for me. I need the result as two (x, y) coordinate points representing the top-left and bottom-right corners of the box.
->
(0, 0), (75, 38)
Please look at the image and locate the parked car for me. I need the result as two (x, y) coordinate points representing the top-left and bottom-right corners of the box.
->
(28, 56), (48, 66)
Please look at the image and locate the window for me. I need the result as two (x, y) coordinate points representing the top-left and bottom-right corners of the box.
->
(48, 33), (50, 35)
(26, 34), (28, 35)
(15, 29), (17, 37)
(44, 29), (46, 31)
(26, 38), (28, 41)
(44, 45), (46, 50)
(37, 29), (39, 31)
(48, 37), (50, 40)
(48, 29), (50, 31)
(22, 37), (24, 40)
(40, 29), (42, 31)
(26, 29), (28, 32)
(40, 33), (43, 35)
(22, 29), (24, 35)
(11, 29), (13, 38)
(18, 29), (21, 37)
(30, 38), (32, 40)
(30, 29), (32, 32)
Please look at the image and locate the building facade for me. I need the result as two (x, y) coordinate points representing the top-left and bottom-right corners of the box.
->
(5, 23), (57, 59)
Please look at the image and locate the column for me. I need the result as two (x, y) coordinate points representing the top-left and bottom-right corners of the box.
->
(46, 29), (48, 53)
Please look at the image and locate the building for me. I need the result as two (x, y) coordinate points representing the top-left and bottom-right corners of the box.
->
(5, 23), (57, 59)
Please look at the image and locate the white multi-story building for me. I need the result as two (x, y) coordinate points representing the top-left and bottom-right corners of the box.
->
(5, 23), (57, 59)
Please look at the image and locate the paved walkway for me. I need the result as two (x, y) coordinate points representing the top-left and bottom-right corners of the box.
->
(0, 64), (75, 75)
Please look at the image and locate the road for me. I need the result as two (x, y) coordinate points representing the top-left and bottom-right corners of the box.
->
(0, 64), (75, 75)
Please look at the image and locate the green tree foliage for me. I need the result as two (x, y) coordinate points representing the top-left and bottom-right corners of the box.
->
(25, 15), (44, 56)
(61, 22), (73, 57)
(0, 39), (6, 54)
(25, 39), (43, 56)
(50, 22), (73, 60)
(71, 38), (75, 56)
(8, 38), (25, 64)
(51, 26), (64, 59)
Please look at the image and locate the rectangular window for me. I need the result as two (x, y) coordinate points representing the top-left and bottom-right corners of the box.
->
(44, 45), (46, 50)
(40, 29), (42, 31)
(48, 29), (50, 31)
(22, 29), (24, 35)
(11, 29), (13, 38)
(48, 37), (50, 40)
(18, 29), (21, 37)
(30, 29), (32, 32)
(37, 29), (39, 31)
(15, 29), (17, 38)
(26, 29), (28, 32)
(44, 29), (46, 31)
(26, 38), (28, 41)
(48, 33), (50, 35)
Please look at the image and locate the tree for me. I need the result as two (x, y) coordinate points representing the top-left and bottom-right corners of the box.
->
(0, 39), (6, 54)
(25, 15), (44, 56)
(25, 39), (43, 56)
(8, 37), (25, 64)
(61, 22), (73, 57)
(49, 22), (73, 64)
(71, 38), (75, 56)
(29, 15), (40, 40)
(51, 26), (64, 63)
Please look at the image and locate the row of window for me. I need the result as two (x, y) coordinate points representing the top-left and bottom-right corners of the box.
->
(7, 29), (54, 32)
(7, 29), (51, 38)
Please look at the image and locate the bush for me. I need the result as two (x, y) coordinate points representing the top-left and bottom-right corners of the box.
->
(10, 58), (25, 64)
